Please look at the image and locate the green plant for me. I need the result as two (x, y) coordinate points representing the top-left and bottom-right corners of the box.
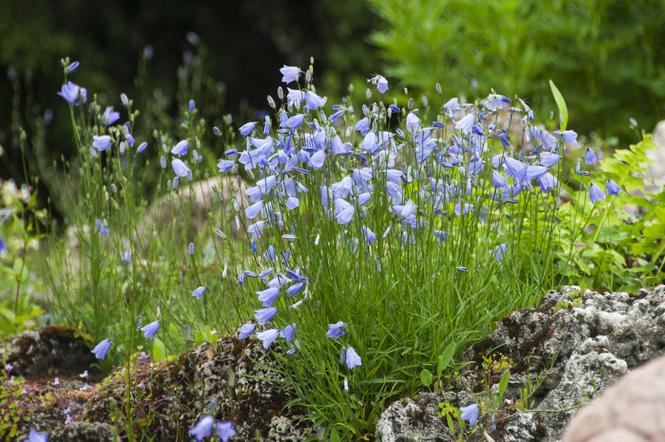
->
(554, 135), (665, 291)
(0, 179), (46, 338)
(370, 0), (665, 140)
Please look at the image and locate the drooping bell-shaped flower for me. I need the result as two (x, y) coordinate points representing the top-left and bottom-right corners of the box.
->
(305, 90), (327, 110)
(171, 139), (189, 157)
(257, 287), (280, 307)
(334, 198), (355, 225)
(460, 403), (480, 427)
(442, 98), (461, 118)
(57, 81), (87, 105)
(101, 106), (120, 126)
(606, 179), (620, 196)
(589, 183), (605, 203)
(555, 129), (578, 146)
(192, 286), (206, 300)
(216, 421), (237, 442)
(171, 159), (192, 179)
(189, 416), (214, 441)
(369, 74), (389, 93)
(92, 135), (112, 152)
(237, 322), (256, 339)
(280, 65), (301, 84)
(239, 121), (257, 137)
(255, 307), (277, 324)
(257, 329), (280, 349)
(341, 346), (362, 370)
(455, 113), (475, 135)
(279, 324), (296, 343)
(326, 321), (347, 339)
(91, 339), (111, 360)
(140, 320), (160, 340)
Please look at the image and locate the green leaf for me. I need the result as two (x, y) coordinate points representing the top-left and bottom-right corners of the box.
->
(152, 337), (166, 361)
(549, 80), (568, 130)
(420, 368), (433, 387)
(437, 342), (456, 375)
(329, 428), (341, 442)
(498, 369), (510, 400)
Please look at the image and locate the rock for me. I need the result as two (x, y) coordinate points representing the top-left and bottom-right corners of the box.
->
(375, 286), (665, 441)
(1, 326), (97, 379)
(49, 422), (117, 442)
(563, 354), (665, 442)
(646, 121), (665, 193)
(140, 176), (245, 243)
(375, 393), (455, 442)
(84, 336), (315, 441)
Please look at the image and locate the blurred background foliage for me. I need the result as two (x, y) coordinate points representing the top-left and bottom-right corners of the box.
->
(2, 0), (665, 211)
(370, 0), (665, 139)
(0, 0), (378, 194)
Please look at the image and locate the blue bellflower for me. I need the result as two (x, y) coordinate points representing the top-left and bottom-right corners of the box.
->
(589, 183), (606, 203)
(279, 323), (297, 343)
(92, 135), (112, 152)
(369, 74), (389, 94)
(192, 286), (206, 299)
(66, 60), (80, 72)
(189, 416), (214, 441)
(326, 321), (347, 339)
(606, 179), (620, 196)
(280, 65), (301, 84)
(216, 421), (237, 442)
(171, 139), (189, 157)
(238, 322), (256, 339)
(171, 159), (192, 179)
(140, 320), (160, 340)
(101, 107), (120, 126)
(57, 81), (87, 105)
(257, 287), (280, 307)
(257, 329), (279, 349)
(341, 346), (362, 370)
(239, 121), (257, 137)
(255, 307), (277, 324)
(24, 429), (48, 442)
(460, 403), (480, 427)
(91, 338), (111, 360)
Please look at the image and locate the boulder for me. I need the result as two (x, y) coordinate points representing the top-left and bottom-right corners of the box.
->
(1, 326), (97, 379)
(376, 286), (665, 441)
(563, 354), (665, 442)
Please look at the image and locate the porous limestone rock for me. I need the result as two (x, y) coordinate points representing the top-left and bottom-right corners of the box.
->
(375, 286), (665, 442)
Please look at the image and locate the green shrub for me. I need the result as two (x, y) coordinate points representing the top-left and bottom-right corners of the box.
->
(370, 0), (665, 139)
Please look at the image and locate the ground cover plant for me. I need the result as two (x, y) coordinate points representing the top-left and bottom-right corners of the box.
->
(3, 53), (663, 440)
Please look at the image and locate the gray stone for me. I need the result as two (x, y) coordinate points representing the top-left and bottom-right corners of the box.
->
(375, 286), (665, 441)
(49, 422), (117, 442)
(376, 394), (455, 442)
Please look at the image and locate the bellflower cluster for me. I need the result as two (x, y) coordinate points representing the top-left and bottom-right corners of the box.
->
(216, 65), (599, 376)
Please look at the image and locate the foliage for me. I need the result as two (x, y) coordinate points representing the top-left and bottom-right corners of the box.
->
(34, 49), (663, 439)
(0, 376), (34, 441)
(0, 179), (46, 338)
(554, 135), (665, 291)
(370, 0), (665, 139)
(43, 53), (574, 438)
